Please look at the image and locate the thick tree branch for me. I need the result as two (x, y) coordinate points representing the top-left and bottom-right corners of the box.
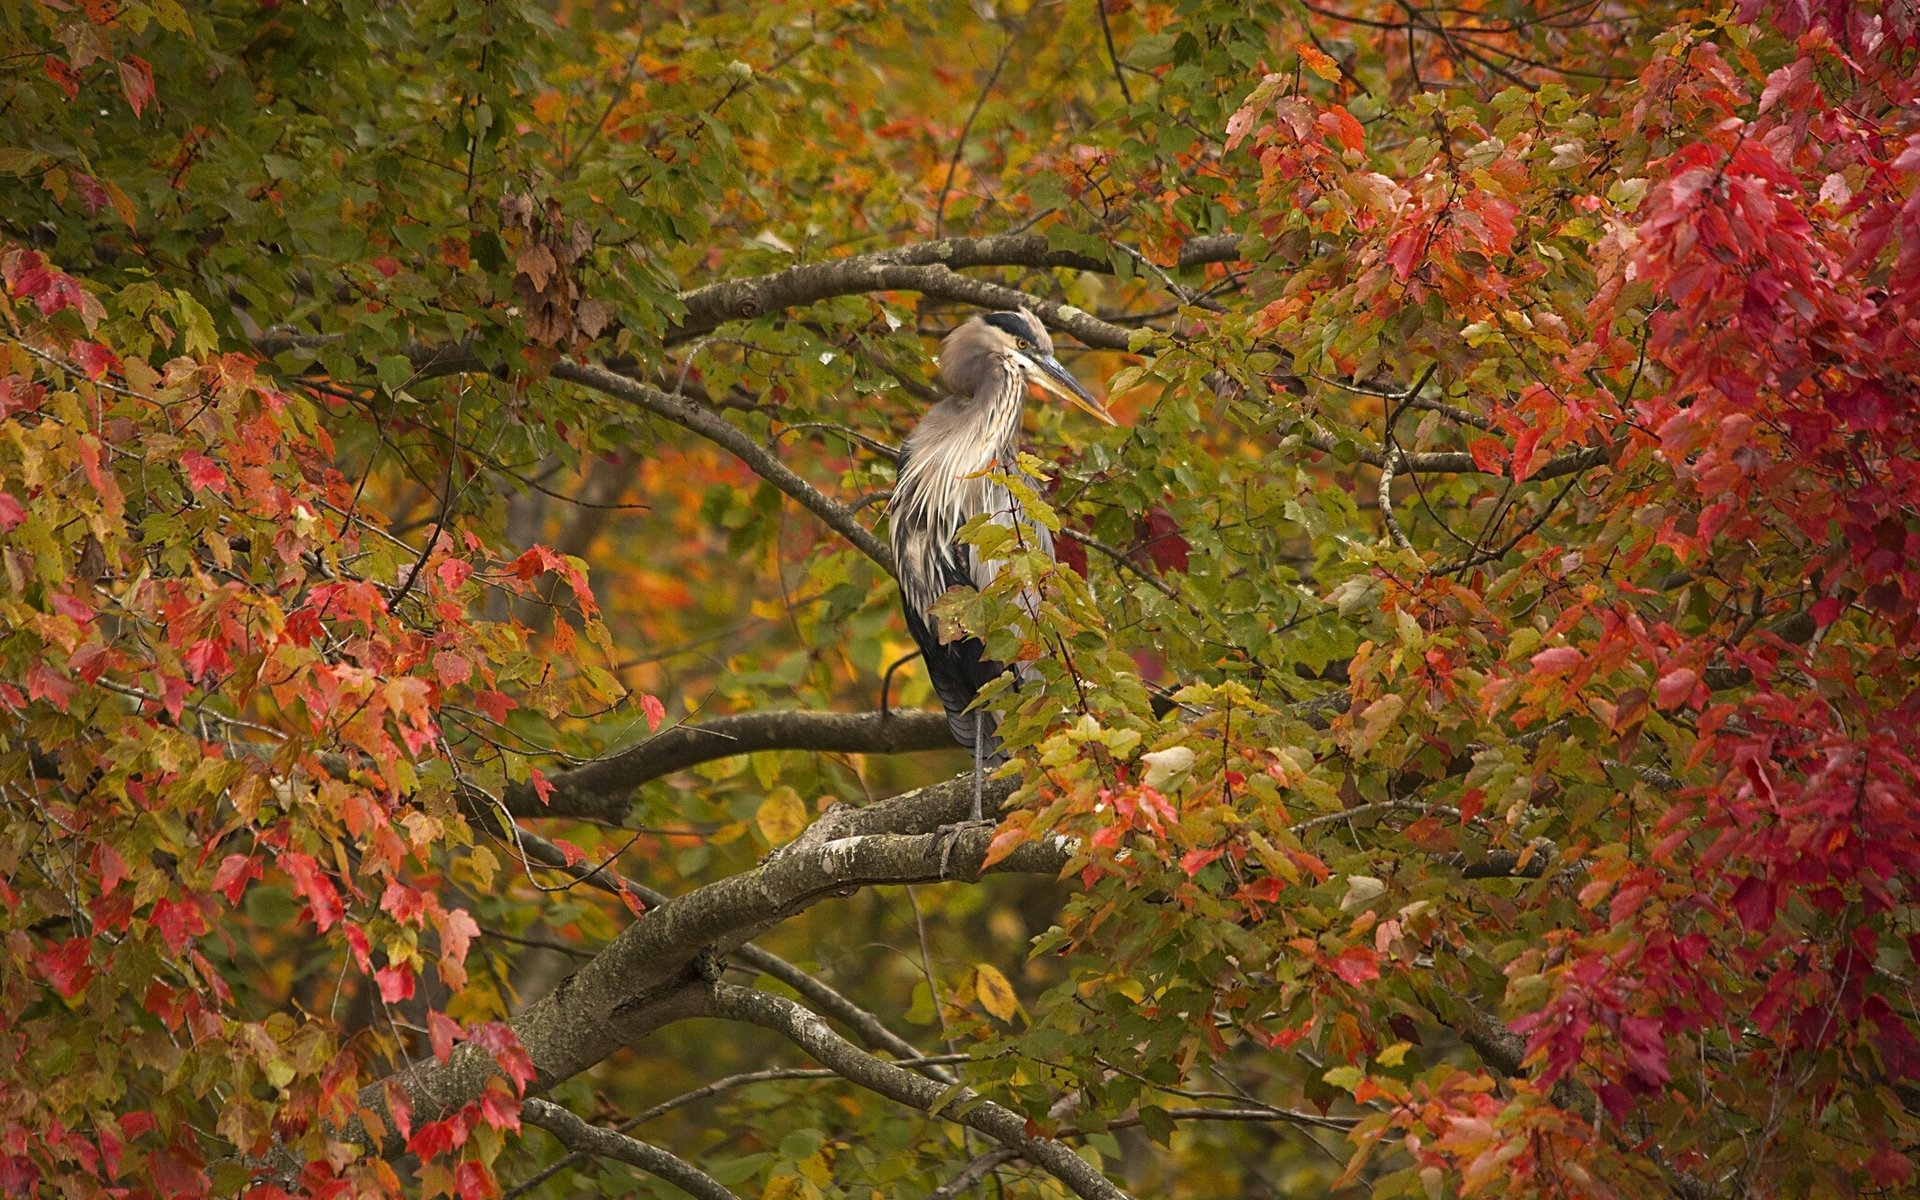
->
(704, 984), (1133, 1200)
(670, 233), (1241, 347)
(361, 777), (1052, 1151)
(502, 709), (956, 819)
(522, 1098), (743, 1200)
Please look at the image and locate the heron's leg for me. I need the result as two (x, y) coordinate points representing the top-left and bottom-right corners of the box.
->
(938, 713), (992, 879)
(971, 711), (986, 822)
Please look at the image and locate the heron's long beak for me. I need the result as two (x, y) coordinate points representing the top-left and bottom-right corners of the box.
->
(1026, 353), (1119, 426)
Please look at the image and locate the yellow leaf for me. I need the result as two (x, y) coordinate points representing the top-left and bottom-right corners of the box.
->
(761, 1174), (807, 1200)
(1297, 42), (1341, 82)
(974, 963), (1018, 1022)
(797, 1151), (833, 1187)
(756, 786), (808, 846)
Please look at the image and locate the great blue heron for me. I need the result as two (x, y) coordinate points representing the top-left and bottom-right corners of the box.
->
(890, 309), (1116, 821)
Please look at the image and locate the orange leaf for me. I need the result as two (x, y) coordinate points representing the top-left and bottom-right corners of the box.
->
(1296, 42), (1341, 82)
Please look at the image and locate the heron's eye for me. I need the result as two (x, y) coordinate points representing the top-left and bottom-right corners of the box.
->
(1015, 338), (1030, 349)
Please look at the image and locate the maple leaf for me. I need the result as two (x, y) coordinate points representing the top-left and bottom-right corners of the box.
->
(69, 339), (119, 380)
(1529, 647), (1583, 676)
(282, 852), (343, 932)
(406, 1117), (465, 1160)
(375, 964), (415, 1003)
(438, 906), (479, 969)
(147, 1145), (207, 1200)
(1654, 666), (1698, 709)
(1331, 946), (1380, 986)
(26, 663), (74, 710)
(179, 451), (227, 494)
(211, 855), (260, 904)
(116, 56), (155, 116)
(468, 1023), (537, 1092)
(474, 1082), (522, 1134)
(472, 689), (515, 723)
(456, 1160), (502, 1199)
(149, 896), (208, 952)
(428, 1010), (461, 1063)
(181, 638), (228, 681)
(433, 649), (473, 686)
(435, 558), (474, 590)
(37, 937), (93, 999)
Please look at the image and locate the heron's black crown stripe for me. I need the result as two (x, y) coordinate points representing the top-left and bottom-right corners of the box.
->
(983, 311), (1042, 342)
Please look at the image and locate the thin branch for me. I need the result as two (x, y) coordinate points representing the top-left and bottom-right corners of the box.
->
(549, 359), (896, 570)
(705, 985), (1134, 1200)
(257, 335), (896, 572)
(1297, 421), (1612, 480)
(739, 949), (960, 1085)
(934, 37), (1015, 239)
(930, 1147), (1023, 1199)
(1110, 1105), (1360, 1132)
(1377, 447), (1414, 550)
(522, 1098), (744, 1200)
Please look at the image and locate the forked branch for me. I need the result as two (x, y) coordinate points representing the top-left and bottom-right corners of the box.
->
(358, 773), (1049, 1152)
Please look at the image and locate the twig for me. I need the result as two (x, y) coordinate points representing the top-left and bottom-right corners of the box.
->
(930, 1147), (1023, 1199)
(1094, 0), (1133, 104)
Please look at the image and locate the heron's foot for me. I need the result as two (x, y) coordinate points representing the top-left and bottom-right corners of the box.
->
(934, 818), (998, 879)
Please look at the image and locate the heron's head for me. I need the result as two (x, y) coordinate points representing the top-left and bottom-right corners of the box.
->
(938, 309), (1118, 425)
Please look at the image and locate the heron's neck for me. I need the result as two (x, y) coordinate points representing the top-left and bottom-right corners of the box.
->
(972, 364), (1026, 463)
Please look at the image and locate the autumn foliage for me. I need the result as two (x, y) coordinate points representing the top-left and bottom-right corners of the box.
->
(3, 1), (1919, 1198)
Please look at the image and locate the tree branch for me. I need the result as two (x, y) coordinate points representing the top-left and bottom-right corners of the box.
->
(547, 359), (896, 571)
(522, 1098), (744, 1200)
(704, 984), (1134, 1200)
(1299, 423), (1612, 480)
(469, 795), (959, 1087)
(502, 709), (956, 819)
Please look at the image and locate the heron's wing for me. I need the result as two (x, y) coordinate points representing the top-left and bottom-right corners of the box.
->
(894, 442), (1007, 754)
